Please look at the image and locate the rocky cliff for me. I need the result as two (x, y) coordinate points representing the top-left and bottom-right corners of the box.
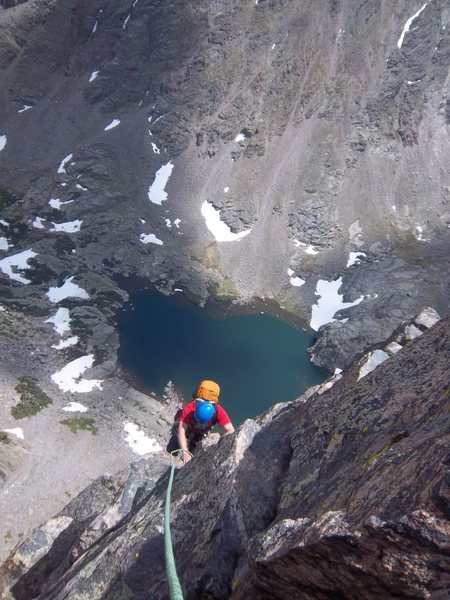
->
(0, 0), (449, 569)
(1, 317), (449, 599)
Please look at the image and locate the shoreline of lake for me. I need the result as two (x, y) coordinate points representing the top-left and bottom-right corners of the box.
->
(115, 278), (329, 425)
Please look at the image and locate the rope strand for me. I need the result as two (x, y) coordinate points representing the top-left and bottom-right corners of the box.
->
(164, 450), (192, 600)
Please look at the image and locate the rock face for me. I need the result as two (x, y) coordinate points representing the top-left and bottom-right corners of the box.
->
(1, 318), (449, 599)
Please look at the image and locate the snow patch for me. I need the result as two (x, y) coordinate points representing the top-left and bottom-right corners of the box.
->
(397, 3), (428, 48)
(0, 249), (37, 284)
(0, 237), (11, 251)
(123, 422), (162, 455)
(123, 13), (131, 28)
(173, 218), (181, 228)
(346, 252), (366, 268)
(3, 428), (24, 440)
(89, 71), (99, 82)
(151, 142), (161, 154)
(51, 355), (103, 393)
(310, 278), (364, 331)
(18, 105), (32, 113)
(140, 233), (163, 245)
(49, 198), (73, 210)
(57, 154), (73, 174)
(201, 201), (251, 242)
(76, 183), (87, 191)
(305, 245), (318, 255)
(294, 240), (319, 255)
(148, 162), (174, 205)
(32, 216), (46, 229)
(235, 132), (246, 143)
(104, 119), (120, 131)
(46, 277), (89, 303)
(45, 307), (71, 336)
(290, 276), (305, 287)
(0, 135), (7, 151)
(287, 268), (305, 287)
(52, 336), (79, 350)
(224, 187), (229, 193)
(51, 220), (82, 233)
(45, 308), (79, 349)
(63, 402), (88, 413)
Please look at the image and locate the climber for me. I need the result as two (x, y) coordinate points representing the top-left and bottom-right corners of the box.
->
(167, 380), (235, 464)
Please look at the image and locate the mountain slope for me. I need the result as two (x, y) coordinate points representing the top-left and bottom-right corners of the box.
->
(0, 0), (448, 368)
(0, 0), (449, 564)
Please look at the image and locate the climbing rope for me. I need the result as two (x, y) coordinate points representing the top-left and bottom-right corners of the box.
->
(164, 450), (191, 600)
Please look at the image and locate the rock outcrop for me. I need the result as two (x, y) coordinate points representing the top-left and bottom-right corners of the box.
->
(1, 318), (448, 599)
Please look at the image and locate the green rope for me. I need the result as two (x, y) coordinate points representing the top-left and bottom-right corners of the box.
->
(164, 451), (187, 600)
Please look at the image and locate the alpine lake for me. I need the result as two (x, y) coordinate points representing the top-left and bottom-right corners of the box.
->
(116, 284), (329, 426)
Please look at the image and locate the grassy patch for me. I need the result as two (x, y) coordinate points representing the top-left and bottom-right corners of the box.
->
(363, 444), (391, 470)
(189, 244), (220, 270)
(4, 531), (13, 544)
(215, 276), (238, 301)
(0, 432), (10, 444)
(203, 244), (220, 270)
(60, 417), (98, 435)
(11, 377), (53, 420)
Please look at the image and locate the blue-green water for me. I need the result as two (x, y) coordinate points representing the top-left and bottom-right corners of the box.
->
(117, 288), (329, 425)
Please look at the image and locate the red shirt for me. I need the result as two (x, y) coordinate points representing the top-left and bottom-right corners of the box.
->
(179, 401), (231, 435)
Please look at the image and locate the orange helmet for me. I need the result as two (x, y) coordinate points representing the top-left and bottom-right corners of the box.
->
(194, 380), (220, 403)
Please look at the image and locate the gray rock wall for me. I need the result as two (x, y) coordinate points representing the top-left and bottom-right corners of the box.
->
(1, 318), (448, 599)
